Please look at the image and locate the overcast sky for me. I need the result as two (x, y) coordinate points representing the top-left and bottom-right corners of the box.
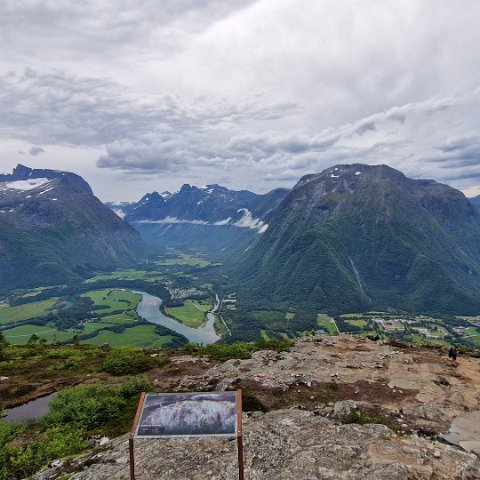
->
(2, 0), (480, 201)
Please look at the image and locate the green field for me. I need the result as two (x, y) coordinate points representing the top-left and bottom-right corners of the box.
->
(465, 327), (480, 346)
(77, 311), (140, 336)
(347, 319), (368, 327)
(98, 313), (138, 325)
(165, 299), (212, 328)
(3, 323), (74, 344)
(317, 314), (338, 334)
(260, 329), (271, 340)
(0, 297), (59, 325)
(154, 254), (218, 268)
(82, 324), (172, 347)
(465, 327), (479, 335)
(213, 315), (229, 337)
(407, 334), (449, 346)
(80, 322), (113, 335)
(81, 289), (141, 315)
(20, 286), (61, 297)
(85, 269), (164, 283)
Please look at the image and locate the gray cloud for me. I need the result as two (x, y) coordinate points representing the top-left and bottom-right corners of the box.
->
(438, 135), (480, 154)
(0, 1), (259, 62)
(29, 146), (45, 155)
(0, 68), (296, 150)
(3, 65), (480, 198)
(355, 121), (377, 136)
(2, 1), (480, 200)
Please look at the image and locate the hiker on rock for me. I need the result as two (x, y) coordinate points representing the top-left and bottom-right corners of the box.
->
(448, 345), (458, 366)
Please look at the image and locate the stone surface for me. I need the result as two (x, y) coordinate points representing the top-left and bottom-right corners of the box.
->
(441, 411), (480, 453)
(333, 400), (357, 419)
(31, 336), (480, 480)
(33, 410), (480, 480)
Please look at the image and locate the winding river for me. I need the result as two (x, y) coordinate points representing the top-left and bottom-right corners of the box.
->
(134, 291), (220, 345)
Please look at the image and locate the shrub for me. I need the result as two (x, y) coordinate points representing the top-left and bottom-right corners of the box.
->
(254, 338), (293, 352)
(206, 342), (255, 360)
(42, 385), (126, 431)
(343, 408), (385, 425)
(2, 425), (86, 480)
(186, 342), (254, 360)
(119, 376), (152, 398)
(103, 347), (156, 376)
(185, 338), (293, 361)
(0, 419), (25, 480)
(47, 348), (81, 358)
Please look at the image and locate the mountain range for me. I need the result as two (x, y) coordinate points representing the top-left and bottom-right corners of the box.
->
(3, 162), (480, 317)
(0, 164), (143, 291)
(108, 183), (288, 254)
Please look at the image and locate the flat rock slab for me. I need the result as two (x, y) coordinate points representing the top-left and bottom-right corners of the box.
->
(441, 411), (480, 453)
(33, 410), (480, 480)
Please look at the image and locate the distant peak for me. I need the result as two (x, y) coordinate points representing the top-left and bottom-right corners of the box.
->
(13, 164), (33, 177)
(180, 184), (194, 193)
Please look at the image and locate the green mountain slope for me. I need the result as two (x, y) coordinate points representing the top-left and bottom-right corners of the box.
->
(0, 165), (144, 292)
(236, 164), (480, 315)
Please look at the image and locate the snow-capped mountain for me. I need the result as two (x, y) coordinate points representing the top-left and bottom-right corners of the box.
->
(0, 165), (143, 291)
(107, 184), (288, 253)
(110, 183), (288, 232)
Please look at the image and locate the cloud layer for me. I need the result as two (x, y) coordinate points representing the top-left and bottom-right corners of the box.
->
(1, 1), (480, 200)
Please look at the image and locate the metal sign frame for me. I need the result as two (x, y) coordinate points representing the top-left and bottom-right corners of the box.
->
(129, 390), (244, 480)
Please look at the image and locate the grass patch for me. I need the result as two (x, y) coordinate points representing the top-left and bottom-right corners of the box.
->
(343, 408), (386, 425)
(154, 254), (219, 268)
(3, 323), (74, 345)
(165, 299), (212, 328)
(260, 330), (270, 340)
(213, 315), (229, 337)
(347, 319), (367, 327)
(80, 289), (141, 315)
(406, 334), (449, 346)
(85, 269), (164, 283)
(80, 322), (114, 334)
(0, 298), (59, 325)
(82, 325), (173, 348)
(317, 314), (337, 334)
(99, 312), (139, 325)
(186, 338), (292, 361)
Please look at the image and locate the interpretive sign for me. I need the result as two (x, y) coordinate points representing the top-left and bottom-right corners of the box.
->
(129, 390), (244, 480)
(135, 392), (238, 438)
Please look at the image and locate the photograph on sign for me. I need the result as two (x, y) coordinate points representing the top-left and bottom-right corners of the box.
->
(135, 392), (238, 438)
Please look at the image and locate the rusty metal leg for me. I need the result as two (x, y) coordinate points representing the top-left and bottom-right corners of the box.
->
(237, 435), (244, 480)
(129, 437), (135, 480)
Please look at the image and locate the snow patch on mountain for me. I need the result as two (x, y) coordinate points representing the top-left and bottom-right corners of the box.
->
(2, 178), (50, 191)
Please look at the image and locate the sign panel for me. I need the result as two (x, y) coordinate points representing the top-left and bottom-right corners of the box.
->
(135, 392), (238, 438)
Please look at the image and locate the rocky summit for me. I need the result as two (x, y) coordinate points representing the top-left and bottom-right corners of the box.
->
(34, 336), (480, 480)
